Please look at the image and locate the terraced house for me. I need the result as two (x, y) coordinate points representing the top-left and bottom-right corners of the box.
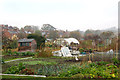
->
(1, 24), (19, 40)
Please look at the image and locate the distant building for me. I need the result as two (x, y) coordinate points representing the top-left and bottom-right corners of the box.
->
(1, 24), (19, 40)
(18, 39), (37, 52)
(54, 38), (79, 46)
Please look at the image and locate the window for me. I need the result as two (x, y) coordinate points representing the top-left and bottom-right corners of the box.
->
(20, 43), (22, 46)
(20, 42), (29, 46)
(27, 43), (29, 46)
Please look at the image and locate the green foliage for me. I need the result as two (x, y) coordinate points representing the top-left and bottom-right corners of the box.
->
(89, 62), (97, 67)
(112, 58), (119, 65)
(13, 51), (37, 56)
(23, 61), (57, 65)
(96, 61), (109, 66)
(4, 51), (37, 56)
(58, 66), (81, 77)
(27, 34), (46, 49)
(37, 64), (71, 76)
(14, 51), (20, 56)
(5, 63), (25, 74)
(107, 65), (117, 69)
(9, 40), (18, 49)
(79, 48), (84, 53)
(21, 52), (36, 56)
(6, 50), (12, 55)
(58, 61), (119, 78)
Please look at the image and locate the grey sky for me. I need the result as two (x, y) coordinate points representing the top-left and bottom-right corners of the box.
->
(0, 0), (119, 31)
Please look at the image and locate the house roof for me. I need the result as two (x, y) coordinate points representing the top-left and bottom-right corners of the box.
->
(18, 39), (35, 42)
(8, 31), (17, 34)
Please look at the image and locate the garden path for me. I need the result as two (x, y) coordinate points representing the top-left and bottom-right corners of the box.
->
(0, 73), (46, 77)
(5, 57), (32, 63)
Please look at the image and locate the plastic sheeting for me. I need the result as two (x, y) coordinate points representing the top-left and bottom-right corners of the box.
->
(61, 46), (72, 57)
(107, 49), (113, 54)
(64, 38), (79, 45)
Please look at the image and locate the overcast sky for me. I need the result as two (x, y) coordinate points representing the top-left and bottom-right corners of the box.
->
(0, 0), (119, 31)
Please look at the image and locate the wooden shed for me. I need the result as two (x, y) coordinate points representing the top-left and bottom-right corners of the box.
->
(18, 39), (37, 52)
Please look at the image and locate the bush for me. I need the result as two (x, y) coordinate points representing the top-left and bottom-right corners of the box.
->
(36, 49), (53, 57)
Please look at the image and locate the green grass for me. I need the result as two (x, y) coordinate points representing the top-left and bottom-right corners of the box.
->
(22, 61), (57, 65)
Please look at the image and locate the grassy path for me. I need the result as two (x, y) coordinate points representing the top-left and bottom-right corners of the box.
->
(5, 57), (32, 63)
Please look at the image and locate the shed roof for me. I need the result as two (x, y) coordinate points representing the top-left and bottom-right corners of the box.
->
(18, 39), (35, 42)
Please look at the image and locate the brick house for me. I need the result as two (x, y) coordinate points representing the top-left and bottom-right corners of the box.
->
(1, 24), (19, 40)
(18, 39), (37, 52)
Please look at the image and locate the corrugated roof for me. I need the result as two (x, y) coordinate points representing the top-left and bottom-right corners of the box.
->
(18, 39), (34, 42)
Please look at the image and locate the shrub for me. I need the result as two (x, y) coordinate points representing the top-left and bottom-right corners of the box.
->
(37, 49), (53, 57)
